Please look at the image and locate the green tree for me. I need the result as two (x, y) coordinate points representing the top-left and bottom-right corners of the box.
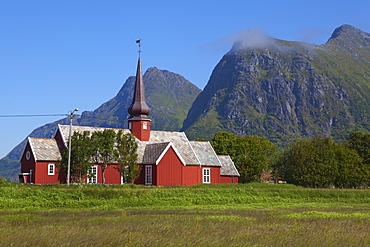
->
(274, 137), (363, 188)
(344, 132), (370, 162)
(59, 131), (93, 184)
(116, 130), (140, 184)
(211, 132), (276, 183)
(211, 132), (239, 157)
(343, 132), (370, 186)
(91, 129), (118, 184)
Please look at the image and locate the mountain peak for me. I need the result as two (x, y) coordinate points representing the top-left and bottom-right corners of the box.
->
(326, 24), (370, 47)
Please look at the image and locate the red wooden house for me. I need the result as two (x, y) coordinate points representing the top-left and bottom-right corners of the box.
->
(19, 57), (239, 185)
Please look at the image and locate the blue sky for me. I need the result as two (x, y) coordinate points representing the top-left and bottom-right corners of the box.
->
(1, 0), (370, 158)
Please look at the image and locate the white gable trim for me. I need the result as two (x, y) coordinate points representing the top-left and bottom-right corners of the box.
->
(26, 137), (37, 161)
(57, 124), (68, 148)
(155, 142), (187, 166)
(19, 137), (32, 162)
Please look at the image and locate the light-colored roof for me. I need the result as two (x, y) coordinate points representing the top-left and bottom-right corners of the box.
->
(137, 130), (201, 165)
(190, 141), (221, 167)
(58, 125), (200, 165)
(28, 137), (62, 161)
(57, 125), (131, 147)
(218, 155), (240, 176)
(56, 125), (239, 176)
(149, 131), (200, 165)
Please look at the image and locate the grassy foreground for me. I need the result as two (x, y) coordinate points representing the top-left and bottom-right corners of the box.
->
(0, 181), (369, 246)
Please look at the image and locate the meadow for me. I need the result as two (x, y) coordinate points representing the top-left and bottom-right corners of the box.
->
(0, 179), (369, 246)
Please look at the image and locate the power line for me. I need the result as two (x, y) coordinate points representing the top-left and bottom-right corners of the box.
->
(0, 114), (68, 118)
(0, 114), (124, 124)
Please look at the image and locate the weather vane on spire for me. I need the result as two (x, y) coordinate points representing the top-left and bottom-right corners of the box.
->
(136, 39), (142, 58)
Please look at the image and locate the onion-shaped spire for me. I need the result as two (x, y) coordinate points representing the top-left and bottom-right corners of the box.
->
(128, 58), (150, 118)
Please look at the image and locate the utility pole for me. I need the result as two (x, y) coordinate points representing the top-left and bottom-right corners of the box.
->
(67, 108), (78, 186)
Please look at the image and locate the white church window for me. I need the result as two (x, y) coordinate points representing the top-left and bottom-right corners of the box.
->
(48, 163), (55, 175)
(203, 168), (210, 183)
(88, 166), (98, 184)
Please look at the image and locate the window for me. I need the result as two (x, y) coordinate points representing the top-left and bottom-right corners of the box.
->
(48, 163), (55, 175)
(145, 165), (152, 185)
(143, 122), (147, 129)
(128, 122), (132, 129)
(203, 168), (210, 183)
(88, 166), (98, 184)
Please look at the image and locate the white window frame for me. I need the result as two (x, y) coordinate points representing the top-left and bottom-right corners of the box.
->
(88, 165), (98, 184)
(143, 122), (147, 129)
(30, 169), (33, 184)
(48, 163), (55, 175)
(145, 165), (152, 185)
(203, 168), (211, 184)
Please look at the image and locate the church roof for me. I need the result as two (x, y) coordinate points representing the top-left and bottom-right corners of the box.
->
(189, 141), (221, 167)
(138, 130), (200, 165)
(58, 125), (200, 165)
(55, 125), (239, 176)
(218, 155), (240, 176)
(28, 137), (62, 161)
(58, 125), (131, 147)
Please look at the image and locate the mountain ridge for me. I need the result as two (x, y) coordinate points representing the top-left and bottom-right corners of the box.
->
(182, 24), (370, 143)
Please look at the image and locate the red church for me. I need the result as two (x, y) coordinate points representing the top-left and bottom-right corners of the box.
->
(19, 56), (239, 186)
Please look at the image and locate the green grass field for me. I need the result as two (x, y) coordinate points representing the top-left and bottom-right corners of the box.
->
(0, 180), (369, 246)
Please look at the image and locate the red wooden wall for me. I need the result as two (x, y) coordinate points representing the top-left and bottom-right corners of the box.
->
(20, 143), (35, 174)
(133, 147), (238, 186)
(219, 176), (238, 184)
(209, 166), (221, 184)
(156, 146), (183, 186)
(129, 120), (151, 141)
(33, 162), (61, 184)
(101, 165), (122, 184)
(182, 165), (201, 186)
(133, 167), (145, 185)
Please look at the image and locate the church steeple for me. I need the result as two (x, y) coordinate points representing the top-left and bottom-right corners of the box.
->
(128, 58), (150, 118)
(127, 40), (151, 141)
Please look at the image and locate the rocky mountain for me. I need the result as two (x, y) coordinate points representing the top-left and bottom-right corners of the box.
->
(78, 67), (201, 131)
(1, 67), (201, 180)
(182, 25), (370, 143)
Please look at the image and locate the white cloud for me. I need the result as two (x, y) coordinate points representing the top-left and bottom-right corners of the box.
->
(231, 28), (276, 50)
